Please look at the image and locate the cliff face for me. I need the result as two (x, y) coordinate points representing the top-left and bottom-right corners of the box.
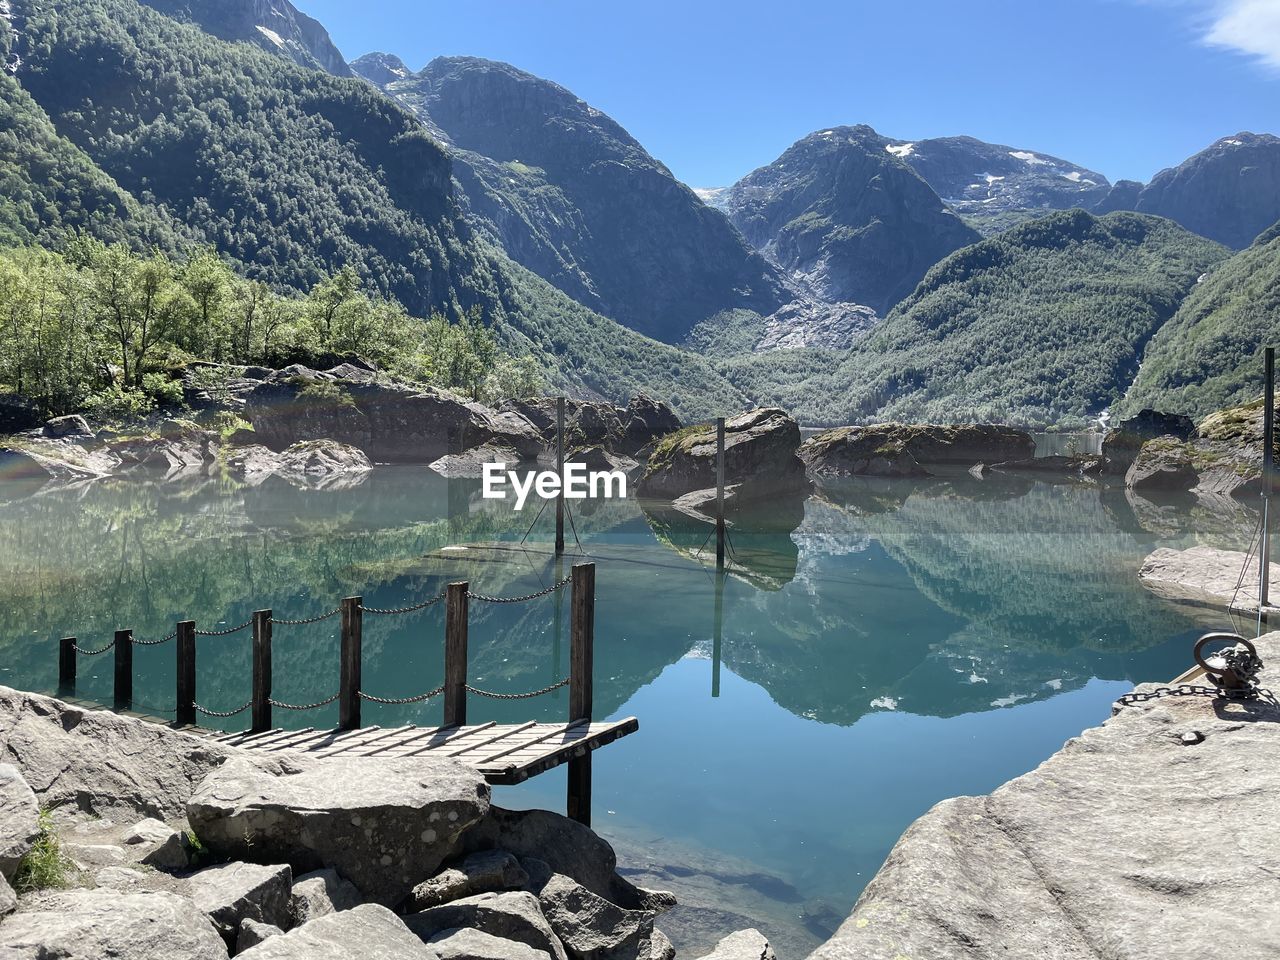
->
(356, 55), (791, 344)
(723, 126), (981, 315)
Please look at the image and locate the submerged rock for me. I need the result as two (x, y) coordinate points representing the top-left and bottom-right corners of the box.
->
(800, 423), (1034, 476)
(638, 408), (809, 502)
(187, 753), (490, 906)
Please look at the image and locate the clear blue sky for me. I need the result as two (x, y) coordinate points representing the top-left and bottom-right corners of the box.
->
(294, 0), (1280, 188)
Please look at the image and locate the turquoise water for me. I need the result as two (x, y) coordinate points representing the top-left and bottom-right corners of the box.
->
(0, 467), (1250, 956)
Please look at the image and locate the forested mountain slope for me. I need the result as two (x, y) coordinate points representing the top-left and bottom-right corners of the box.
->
(1117, 220), (1280, 419)
(354, 54), (791, 343)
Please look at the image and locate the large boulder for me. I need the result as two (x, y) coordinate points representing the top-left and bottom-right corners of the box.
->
(187, 860), (293, 945)
(1102, 409), (1197, 472)
(0, 445), (114, 483)
(695, 928), (776, 960)
(187, 753), (490, 906)
(406, 849), (529, 910)
(0, 763), (40, 881)
(620, 396), (681, 454)
(637, 409), (810, 502)
(534, 872), (664, 960)
(426, 926), (556, 959)
(226, 440), (373, 485)
(0, 686), (234, 820)
(503, 396), (680, 456)
(404, 890), (568, 960)
(245, 365), (542, 463)
(290, 867), (363, 924)
(0, 889), (227, 959)
(800, 423), (1033, 476)
(0, 872), (15, 917)
(1124, 437), (1199, 492)
(41, 414), (93, 440)
(237, 903), (435, 958)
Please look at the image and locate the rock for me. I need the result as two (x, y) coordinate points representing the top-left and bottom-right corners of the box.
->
(1138, 544), (1267, 612)
(458, 808), (674, 913)
(647, 929), (675, 960)
(809, 632), (1280, 960)
(989, 454), (1102, 476)
(535, 872), (657, 960)
(0, 686), (234, 820)
(0, 871), (15, 916)
(227, 427), (259, 446)
(0, 393), (40, 434)
(753, 299), (880, 352)
(0, 445), (113, 483)
(226, 440), (373, 484)
(236, 903), (435, 958)
(121, 818), (173, 846)
(800, 423), (1034, 476)
(425, 926), (554, 960)
(187, 860), (293, 945)
(619, 396), (681, 454)
(244, 365), (542, 463)
(695, 928), (775, 960)
(42, 414), (93, 439)
(566, 446), (639, 476)
(0, 763), (40, 881)
(63, 841), (126, 867)
(109, 434), (212, 475)
(0, 889), (227, 959)
(1125, 437), (1199, 491)
(139, 828), (193, 871)
(429, 443), (526, 478)
(187, 753), (490, 906)
(238, 918), (284, 951)
(503, 396), (680, 457)
(638, 408), (810, 502)
(290, 867), (362, 924)
(406, 849), (529, 910)
(93, 865), (150, 890)
(1102, 408), (1197, 472)
(404, 890), (567, 960)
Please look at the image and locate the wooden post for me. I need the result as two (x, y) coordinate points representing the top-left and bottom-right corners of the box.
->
(1263, 347), (1275, 607)
(444, 582), (469, 728)
(568, 562), (595, 825)
(58, 637), (76, 695)
(339, 597), (362, 731)
(712, 568), (725, 698)
(552, 554), (564, 697)
(113, 629), (133, 711)
(252, 610), (272, 733)
(556, 396), (566, 555)
(176, 621), (196, 727)
(716, 417), (726, 568)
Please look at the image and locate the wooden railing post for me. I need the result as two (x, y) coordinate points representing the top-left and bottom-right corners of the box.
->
(444, 582), (469, 728)
(252, 610), (272, 733)
(113, 629), (133, 711)
(567, 562), (595, 825)
(58, 637), (76, 696)
(176, 621), (196, 727)
(339, 597), (362, 731)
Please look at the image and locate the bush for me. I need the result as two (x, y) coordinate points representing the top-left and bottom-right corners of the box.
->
(141, 371), (185, 408)
(81, 385), (153, 423)
(13, 809), (73, 893)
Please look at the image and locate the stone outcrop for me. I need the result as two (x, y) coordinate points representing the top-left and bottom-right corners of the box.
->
(637, 409), (809, 502)
(534, 871), (663, 960)
(0, 763), (40, 880)
(187, 860), (293, 945)
(988, 454), (1102, 477)
(800, 424), (1034, 477)
(238, 918), (284, 951)
(407, 849), (529, 910)
(0, 873), (15, 916)
(696, 928), (776, 960)
(1138, 545), (1267, 613)
(425, 926), (556, 959)
(42, 414), (93, 439)
(187, 753), (491, 906)
(1124, 438), (1199, 491)
(244, 364), (543, 463)
(503, 396), (681, 457)
(810, 632), (1280, 959)
(0, 686), (233, 820)
(290, 867), (363, 924)
(1101, 408), (1197, 472)
(0, 889), (227, 959)
(404, 890), (568, 960)
(226, 440), (373, 485)
(237, 903), (435, 958)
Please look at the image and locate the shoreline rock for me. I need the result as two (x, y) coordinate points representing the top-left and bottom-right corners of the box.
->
(800, 424), (1034, 476)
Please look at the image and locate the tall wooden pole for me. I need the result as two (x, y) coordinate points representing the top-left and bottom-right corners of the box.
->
(556, 397), (566, 555)
(339, 598), (362, 731)
(552, 553), (564, 696)
(251, 610), (272, 733)
(58, 637), (76, 696)
(444, 582), (469, 727)
(113, 629), (133, 711)
(567, 562), (595, 825)
(1263, 346), (1275, 607)
(716, 417), (726, 569)
(175, 621), (196, 727)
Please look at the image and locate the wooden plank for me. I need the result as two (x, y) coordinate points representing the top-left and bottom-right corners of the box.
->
(445, 721), (539, 758)
(482, 718), (638, 786)
(366, 722), (500, 758)
(475, 723), (573, 764)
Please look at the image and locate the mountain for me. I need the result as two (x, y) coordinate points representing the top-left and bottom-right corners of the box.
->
(353, 54), (791, 344)
(1093, 179), (1143, 215)
(719, 211), (1228, 425)
(1126, 133), (1280, 249)
(722, 125), (981, 315)
(138, 0), (353, 76)
(882, 135), (1111, 234)
(1117, 220), (1280, 419)
(1, 0), (748, 418)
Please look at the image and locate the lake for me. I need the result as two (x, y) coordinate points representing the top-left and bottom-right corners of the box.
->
(0, 465), (1252, 957)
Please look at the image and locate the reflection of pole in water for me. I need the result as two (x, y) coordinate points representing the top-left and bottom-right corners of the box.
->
(716, 417), (726, 569)
(712, 568), (725, 698)
(552, 552), (564, 697)
(556, 397), (566, 555)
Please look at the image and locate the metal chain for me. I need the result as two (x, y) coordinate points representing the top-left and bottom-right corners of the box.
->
(195, 619), (254, 637)
(192, 699), (253, 719)
(358, 684), (446, 705)
(1114, 683), (1270, 706)
(360, 591), (447, 616)
(465, 677), (570, 700)
(467, 574), (573, 605)
(267, 691), (341, 711)
(270, 609), (341, 627)
(73, 640), (115, 657)
(133, 632), (177, 647)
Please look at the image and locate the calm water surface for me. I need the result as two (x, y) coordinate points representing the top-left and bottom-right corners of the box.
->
(0, 466), (1252, 956)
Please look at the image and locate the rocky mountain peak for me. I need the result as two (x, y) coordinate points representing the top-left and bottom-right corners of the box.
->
(351, 51), (414, 89)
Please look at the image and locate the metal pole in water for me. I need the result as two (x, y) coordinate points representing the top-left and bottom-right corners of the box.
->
(712, 568), (725, 698)
(556, 397), (566, 555)
(1262, 347), (1275, 609)
(716, 417), (726, 569)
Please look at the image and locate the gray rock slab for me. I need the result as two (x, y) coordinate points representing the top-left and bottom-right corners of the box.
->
(0, 871), (15, 916)
(810, 631), (1280, 959)
(187, 860), (293, 943)
(0, 762), (39, 880)
(238, 918), (284, 951)
(289, 867), (362, 924)
(121, 818), (173, 846)
(0, 685), (234, 820)
(405, 890), (567, 960)
(695, 928), (775, 959)
(188, 753), (489, 906)
(0, 888), (226, 959)
(407, 849), (529, 910)
(237, 902), (436, 958)
(426, 926), (553, 960)
(537, 872), (655, 960)
(1139, 544), (1277, 615)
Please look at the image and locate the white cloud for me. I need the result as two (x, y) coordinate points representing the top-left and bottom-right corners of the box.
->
(1203, 0), (1280, 69)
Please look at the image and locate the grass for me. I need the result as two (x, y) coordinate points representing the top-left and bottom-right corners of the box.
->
(12, 809), (73, 893)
